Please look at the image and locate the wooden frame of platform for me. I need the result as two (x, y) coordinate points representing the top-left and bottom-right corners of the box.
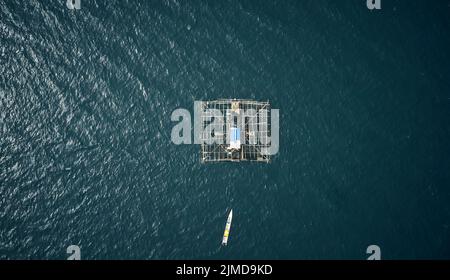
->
(199, 99), (271, 163)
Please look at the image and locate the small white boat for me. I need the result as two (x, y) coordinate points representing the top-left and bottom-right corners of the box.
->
(222, 209), (233, 246)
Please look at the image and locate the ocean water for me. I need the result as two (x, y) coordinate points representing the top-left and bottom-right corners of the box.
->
(1, 0), (450, 260)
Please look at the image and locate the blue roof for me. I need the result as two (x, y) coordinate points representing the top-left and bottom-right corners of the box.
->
(230, 127), (240, 142)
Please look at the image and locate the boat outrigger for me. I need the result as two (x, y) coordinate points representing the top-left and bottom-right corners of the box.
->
(222, 209), (233, 246)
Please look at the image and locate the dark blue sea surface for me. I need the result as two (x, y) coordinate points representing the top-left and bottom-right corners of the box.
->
(1, 0), (450, 259)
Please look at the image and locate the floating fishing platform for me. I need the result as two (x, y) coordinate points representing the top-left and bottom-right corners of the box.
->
(199, 99), (272, 163)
